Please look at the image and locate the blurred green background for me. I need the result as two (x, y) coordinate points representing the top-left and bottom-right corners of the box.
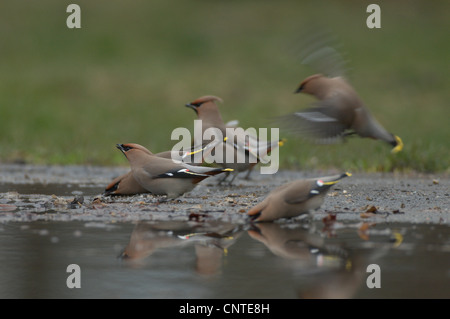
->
(0, 0), (448, 173)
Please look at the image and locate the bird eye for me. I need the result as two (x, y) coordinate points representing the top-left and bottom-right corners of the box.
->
(185, 102), (202, 109)
(295, 83), (305, 93)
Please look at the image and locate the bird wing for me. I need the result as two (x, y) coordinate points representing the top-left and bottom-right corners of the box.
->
(154, 168), (211, 179)
(277, 105), (348, 143)
(283, 173), (350, 203)
(281, 180), (315, 205)
(294, 29), (350, 78)
(182, 163), (233, 176)
(138, 156), (199, 179)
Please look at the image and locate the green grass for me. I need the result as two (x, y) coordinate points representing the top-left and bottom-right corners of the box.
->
(0, 0), (449, 173)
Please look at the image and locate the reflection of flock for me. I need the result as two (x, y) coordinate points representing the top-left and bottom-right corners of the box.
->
(119, 220), (403, 298)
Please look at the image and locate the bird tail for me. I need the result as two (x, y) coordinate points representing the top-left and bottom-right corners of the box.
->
(319, 172), (351, 185)
(202, 167), (234, 176)
(246, 137), (287, 160)
(391, 135), (403, 153)
(308, 172), (351, 198)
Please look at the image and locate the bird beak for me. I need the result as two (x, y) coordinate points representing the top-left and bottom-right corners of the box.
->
(116, 144), (125, 153)
(247, 211), (262, 223)
(185, 103), (198, 113)
(294, 86), (303, 94)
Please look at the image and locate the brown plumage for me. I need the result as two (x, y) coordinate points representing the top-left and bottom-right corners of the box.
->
(186, 95), (285, 183)
(280, 74), (403, 153)
(186, 95), (226, 137)
(104, 171), (148, 196)
(104, 142), (224, 196)
(248, 172), (351, 222)
(115, 143), (233, 198)
(104, 144), (153, 196)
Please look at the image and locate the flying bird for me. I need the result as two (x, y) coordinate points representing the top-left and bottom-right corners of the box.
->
(278, 31), (403, 153)
(279, 74), (403, 153)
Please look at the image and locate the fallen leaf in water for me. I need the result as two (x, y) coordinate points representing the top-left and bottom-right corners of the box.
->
(432, 179), (439, 185)
(366, 205), (378, 213)
(0, 204), (17, 212)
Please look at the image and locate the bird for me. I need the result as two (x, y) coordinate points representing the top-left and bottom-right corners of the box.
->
(104, 140), (226, 196)
(104, 144), (153, 196)
(278, 74), (403, 153)
(185, 95), (285, 183)
(104, 170), (149, 196)
(278, 30), (403, 153)
(247, 172), (351, 222)
(185, 95), (227, 140)
(216, 135), (286, 184)
(115, 143), (233, 198)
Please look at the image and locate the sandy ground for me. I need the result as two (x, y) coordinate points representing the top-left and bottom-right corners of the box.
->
(0, 164), (448, 225)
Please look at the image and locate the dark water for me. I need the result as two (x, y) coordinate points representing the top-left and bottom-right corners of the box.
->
(0, 218), (448, 299)
(0, 183), (104, 196)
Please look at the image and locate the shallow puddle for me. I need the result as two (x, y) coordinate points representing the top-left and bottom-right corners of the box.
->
(0, 182), (104, 197)
(0, 218), (448, 298)
(1, 170), (449, 299)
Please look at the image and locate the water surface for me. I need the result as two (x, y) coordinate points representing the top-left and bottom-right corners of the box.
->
(0, 218), (448, 298)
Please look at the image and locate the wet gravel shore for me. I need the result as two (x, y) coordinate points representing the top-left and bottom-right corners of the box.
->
(0, 164), (448, 225)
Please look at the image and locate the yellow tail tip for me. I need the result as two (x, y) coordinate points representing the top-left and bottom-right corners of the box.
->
(392, 232), (403, 248)
(322, 172), (351, 185)
(278, 138), (287, 147)
(391, 136), (404, 154)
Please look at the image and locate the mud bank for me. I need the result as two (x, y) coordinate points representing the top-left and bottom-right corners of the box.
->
(0, 164), (448, 225)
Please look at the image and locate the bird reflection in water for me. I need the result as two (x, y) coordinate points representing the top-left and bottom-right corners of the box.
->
(248, 220), (403, 299)
(119, 220), (242, 276)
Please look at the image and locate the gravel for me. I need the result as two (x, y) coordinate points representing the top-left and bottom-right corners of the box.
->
(0, 164), (448, 225)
